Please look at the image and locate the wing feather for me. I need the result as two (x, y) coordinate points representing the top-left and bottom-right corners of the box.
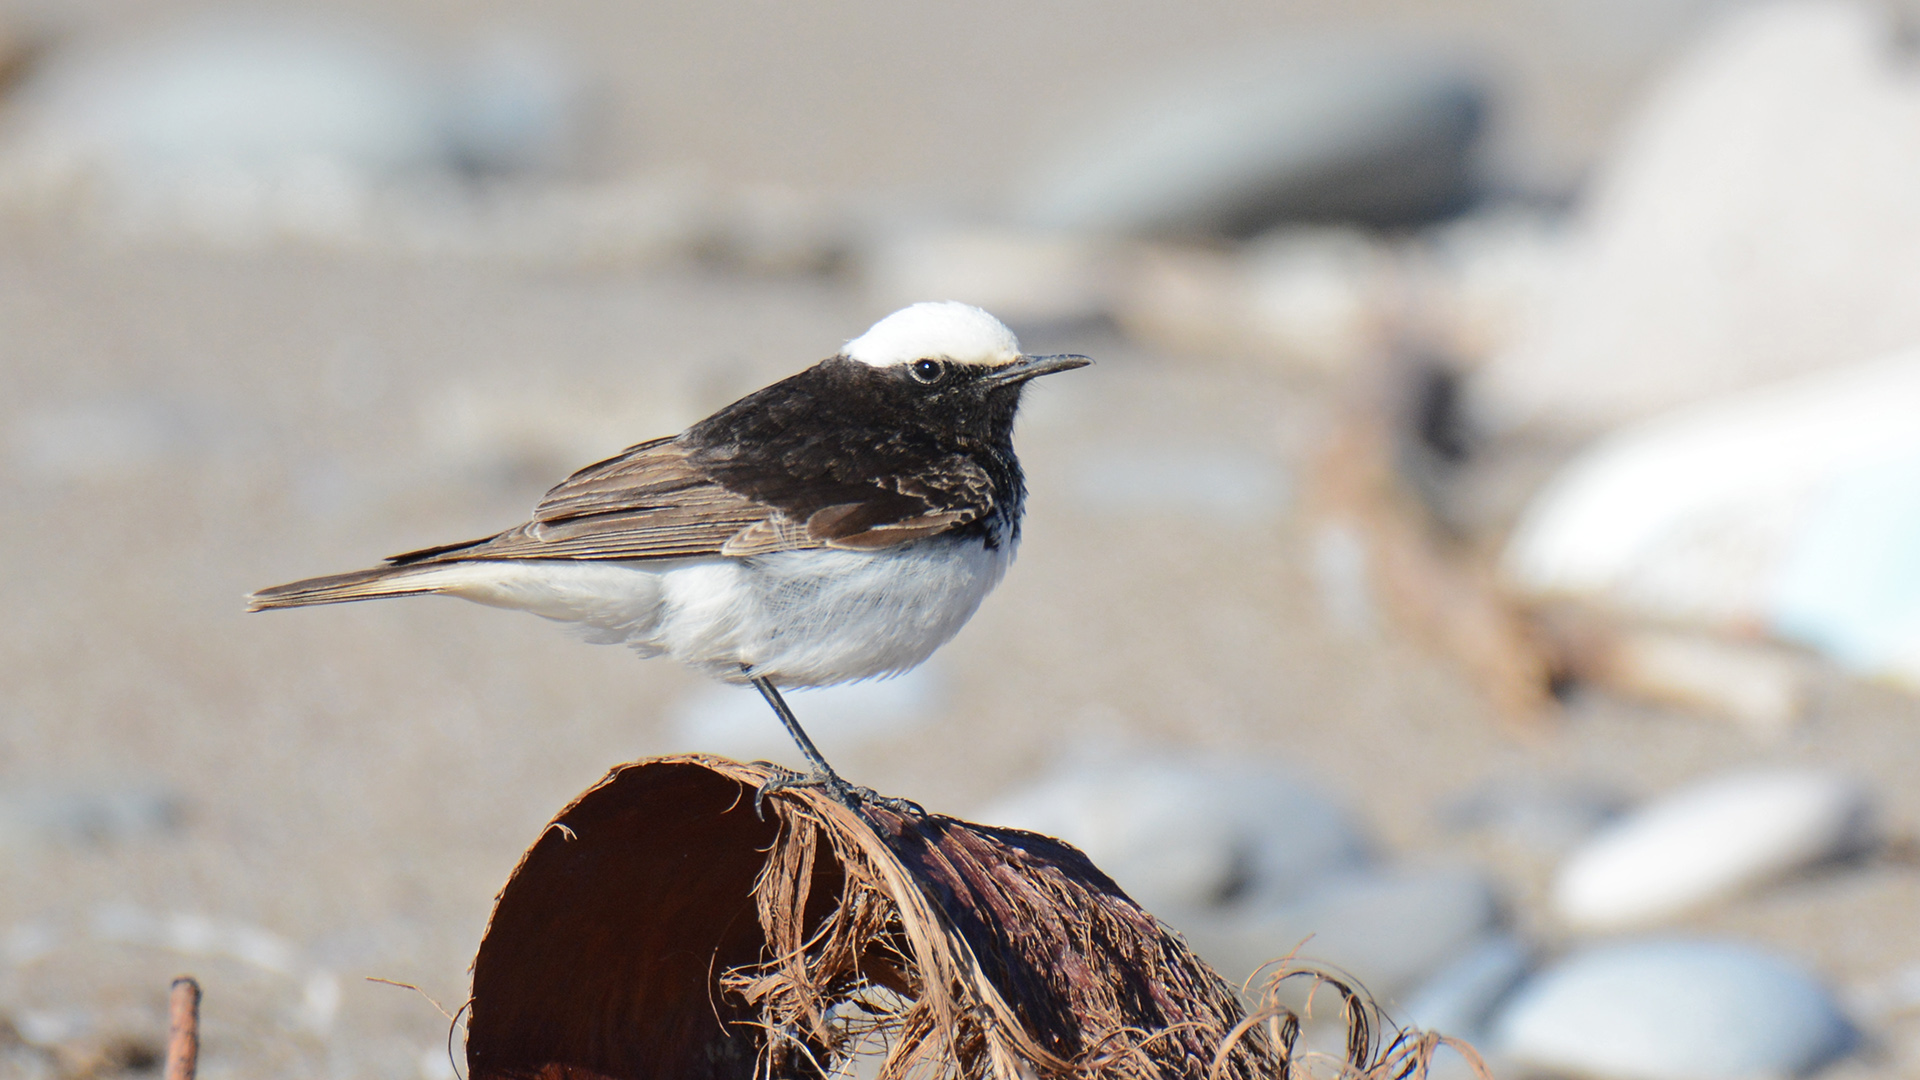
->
(386, 437), (997, 566)
(531, 436), (710, 522)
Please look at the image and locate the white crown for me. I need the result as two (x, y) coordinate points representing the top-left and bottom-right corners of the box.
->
(843, 302), (1021, 368)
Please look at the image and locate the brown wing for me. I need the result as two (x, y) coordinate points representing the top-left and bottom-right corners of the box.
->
(791, 456), (996, 550)
(529, 436), (716, 522)
(385, 438), (991, 565)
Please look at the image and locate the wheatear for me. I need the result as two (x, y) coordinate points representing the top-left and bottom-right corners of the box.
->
(251, 301), (1090, 804)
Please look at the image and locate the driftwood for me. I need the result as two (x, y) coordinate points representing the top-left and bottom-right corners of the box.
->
(165, 977), (200, 1080)
(466, 755), (1483, 1080)
(1307, 362), (1558, 726)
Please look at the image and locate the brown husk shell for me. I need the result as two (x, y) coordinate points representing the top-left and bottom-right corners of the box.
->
(465, 755), (1487, 1080)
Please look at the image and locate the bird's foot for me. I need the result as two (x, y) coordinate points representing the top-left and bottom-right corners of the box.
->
(857, 790), (928, 818)
(750, 763), (925, 820)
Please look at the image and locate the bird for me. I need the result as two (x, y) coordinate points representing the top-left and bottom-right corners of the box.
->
(249, 301), (1090, 806)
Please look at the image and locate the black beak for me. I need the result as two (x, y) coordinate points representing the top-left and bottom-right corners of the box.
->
(983, 353), (1094, 387)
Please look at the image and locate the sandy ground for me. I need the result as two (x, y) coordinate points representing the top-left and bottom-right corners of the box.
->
(2, 2), (1919, 1078)
(3, 232), (1919, 1079)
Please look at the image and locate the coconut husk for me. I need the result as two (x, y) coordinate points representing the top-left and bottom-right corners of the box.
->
(465, 755), (1484, 1080)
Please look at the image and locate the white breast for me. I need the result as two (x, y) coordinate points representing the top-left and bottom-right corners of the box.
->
(432, 535), (1014, 687)
(662, 537), (1014, 685)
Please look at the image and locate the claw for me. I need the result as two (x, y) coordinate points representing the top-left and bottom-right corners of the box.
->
(750, 761), (807, 820)
(748, 765), (924, 820)
(860, 790), (927, 817)
(750, 764), (860, 818)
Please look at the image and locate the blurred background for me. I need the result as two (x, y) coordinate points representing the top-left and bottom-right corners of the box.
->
(3, 0), (1920, 1077)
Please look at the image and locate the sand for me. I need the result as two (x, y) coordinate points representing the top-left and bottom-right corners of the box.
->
(2, 2), (1918, 1078)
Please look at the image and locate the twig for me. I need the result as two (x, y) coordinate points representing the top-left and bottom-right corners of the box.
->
(165, 976), (201, 1080)
(367, 977), (461, 1024)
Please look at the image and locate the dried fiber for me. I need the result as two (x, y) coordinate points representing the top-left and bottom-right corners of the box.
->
(465, 755), (1483, 1080)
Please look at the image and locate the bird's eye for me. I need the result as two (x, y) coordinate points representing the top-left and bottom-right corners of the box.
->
(909, 359), (947, 384)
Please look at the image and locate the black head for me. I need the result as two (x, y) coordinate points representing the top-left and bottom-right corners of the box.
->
(685, 302), (1089, 466)
(681, 304), (1089, 546)
(830, 300), (1089, 438)
(836, 349), (1091, 437)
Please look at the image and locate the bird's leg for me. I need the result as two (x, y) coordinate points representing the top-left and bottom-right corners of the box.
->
(745, 671), (926, 819)
(748, 672), (859, 811)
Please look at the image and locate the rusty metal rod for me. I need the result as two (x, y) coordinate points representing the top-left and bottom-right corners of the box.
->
(165, 977), (201, 1080)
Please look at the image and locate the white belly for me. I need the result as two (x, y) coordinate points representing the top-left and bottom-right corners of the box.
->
(431, 536), (1013, 687)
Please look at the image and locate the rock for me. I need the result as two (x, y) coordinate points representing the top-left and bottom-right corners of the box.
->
(1411, 1041), (1498, 1080)
(10, 1009), (89, 1048)
(441, 31), (584, 177)
(1409, 209), (1571, 366)
(1115, 227), (1400, 374)
(1492, 938), (1855, 1080)
(1016, 38), (1487, 237)
(1234, 228), (1394, 370)
(977, 755), (1367, 916)
(668, 666), (943, 766)
(90, 904), (301, 975)
(0, 784), (185, 849)
(1584, 629), (1816, 737)
(1552, 769), (1872, 930)
(0, 13), (586, 242)
(1179, 866), (1501, 995)
(1501, 347), (1920, 688)
(1473, 1), (1920, 434)
(297, 971), (342, 1035)
(1771, 454), (1920, 692)
(1441, 775), (1624, 856)
(1399, 934), (1534, 1040)
(13, 16), (449, 178)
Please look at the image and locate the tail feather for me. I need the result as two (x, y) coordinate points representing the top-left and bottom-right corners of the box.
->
(247, 565), (445, 611)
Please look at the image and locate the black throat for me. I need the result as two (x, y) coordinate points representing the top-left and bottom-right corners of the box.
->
(679, 356), (1030, 547)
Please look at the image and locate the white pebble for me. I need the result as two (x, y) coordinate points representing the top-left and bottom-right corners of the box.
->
(1553, 769), (1871, 930)
(1493, 938), (1854, 1080)
(15, 16), (446, 180)
(977, 755), (1365, 916)
(1499, 347), (1920, 650)
(1181, 866), (1499, 994)
(1399, 934), (1534, 1039)
(1471, 2), (1920, 435)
